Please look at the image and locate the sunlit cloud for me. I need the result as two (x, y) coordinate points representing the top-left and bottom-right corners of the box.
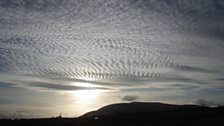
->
(31, 83), (111, 91)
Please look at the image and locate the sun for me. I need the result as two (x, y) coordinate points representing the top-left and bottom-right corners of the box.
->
(70, 82), (105, 104)
(74, 89), (100, 103)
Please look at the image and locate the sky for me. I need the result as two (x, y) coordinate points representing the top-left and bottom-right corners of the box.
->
(0, 0), (224, 118)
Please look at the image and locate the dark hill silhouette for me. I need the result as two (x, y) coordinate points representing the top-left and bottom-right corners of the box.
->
(81, 102), (202, 118)
(1, 102), (224, 126)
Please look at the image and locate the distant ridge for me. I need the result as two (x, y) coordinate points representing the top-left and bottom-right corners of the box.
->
(1, 102), (224, 126)
(80, 102), (205, 118)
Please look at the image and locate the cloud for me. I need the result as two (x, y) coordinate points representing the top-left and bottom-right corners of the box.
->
(193, 99), (217, 107)
(0, 109), (35, 119)
(0, 74), (114, 91)
(216, 78), (224, 81)
(0, 0), (224, 88)
(122, 95), (138, 101)
(0, 82), (16, 88)
(173, 65), (217, 73)
(30, 82), (111, 91)
(122, 83), (199, 93)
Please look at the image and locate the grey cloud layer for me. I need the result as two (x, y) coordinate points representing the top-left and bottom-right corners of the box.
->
(0, 0), (224, 88)
(30, 82), (111, 91)
(122, 95), (138, 101)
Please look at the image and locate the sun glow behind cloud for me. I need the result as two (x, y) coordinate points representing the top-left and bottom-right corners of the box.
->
(69, 89), (110, 116)
(73, 90), (100, 104)
(72, 82), (103, 88)
(70, 82), (104, 104)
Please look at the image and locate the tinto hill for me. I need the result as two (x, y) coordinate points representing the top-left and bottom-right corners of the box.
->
(81, 102), (205, 118)
(1, 102), (224, 126)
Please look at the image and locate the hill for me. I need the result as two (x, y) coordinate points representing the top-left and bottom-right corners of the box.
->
(81, 102), (201, 118)
(1, 102), (224, 126)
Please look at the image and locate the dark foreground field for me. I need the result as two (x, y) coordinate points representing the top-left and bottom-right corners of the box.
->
(1, 102), (224, 126)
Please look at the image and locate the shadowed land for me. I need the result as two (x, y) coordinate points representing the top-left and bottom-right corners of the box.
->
(1, 102), (224, 126)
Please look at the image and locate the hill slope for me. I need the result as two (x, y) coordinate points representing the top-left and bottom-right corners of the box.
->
(1, 102), (224, 126)
(81, 102), (204, 118)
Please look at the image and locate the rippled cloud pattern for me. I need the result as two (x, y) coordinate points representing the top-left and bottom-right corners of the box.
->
(0, 0), (224, 92)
